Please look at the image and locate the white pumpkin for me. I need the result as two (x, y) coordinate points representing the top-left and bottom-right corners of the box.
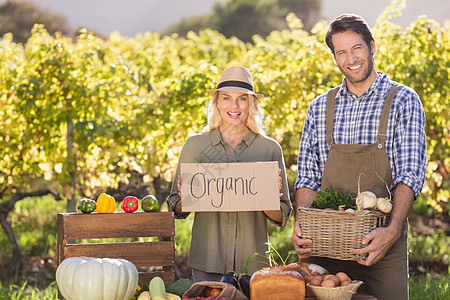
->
(56, 256), (138, 300)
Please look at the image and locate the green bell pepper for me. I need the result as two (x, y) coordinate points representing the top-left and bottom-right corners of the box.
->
(141, 195), (160, 212)
(77, 198), (97, 213)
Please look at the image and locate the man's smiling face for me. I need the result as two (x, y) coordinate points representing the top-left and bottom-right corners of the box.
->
(332, 30), (376, 86)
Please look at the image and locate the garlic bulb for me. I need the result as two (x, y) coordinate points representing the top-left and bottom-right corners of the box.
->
(376, 197), (392, 213)
(356, 191), (377, 211)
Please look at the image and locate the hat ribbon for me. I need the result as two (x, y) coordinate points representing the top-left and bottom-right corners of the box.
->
(216, 80), (254, 92)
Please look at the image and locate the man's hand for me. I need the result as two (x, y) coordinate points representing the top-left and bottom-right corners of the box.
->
(350, 226), (399, 266)
(292, 220), (313, 259)
(351, 183), (414, 266)
(292, 188), (317, 259)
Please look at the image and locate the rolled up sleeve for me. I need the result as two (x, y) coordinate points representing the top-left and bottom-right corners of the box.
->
(391, 89), (427, 197)
(295, 106), (323, 192)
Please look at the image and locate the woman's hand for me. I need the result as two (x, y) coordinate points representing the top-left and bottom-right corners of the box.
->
(278, 169), (283, 198)
(263, 169), (285, 223)
(177, 175), (182, 197)
(174, 200), (184, 215)
(174, 175), (183, 214)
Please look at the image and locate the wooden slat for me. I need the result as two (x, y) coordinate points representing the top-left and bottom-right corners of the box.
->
(59, 212), (174, 240)
(57, 213), (65, 265)
(62, 241), (175, 267)
(138, 271), (175, 287)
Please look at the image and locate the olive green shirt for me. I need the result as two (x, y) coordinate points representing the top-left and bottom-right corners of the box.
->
(167, 128), (292, 275)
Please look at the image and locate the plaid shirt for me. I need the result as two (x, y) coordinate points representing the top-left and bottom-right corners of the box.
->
(295, 72), (427, 197)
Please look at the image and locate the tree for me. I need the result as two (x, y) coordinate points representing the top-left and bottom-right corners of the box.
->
(163, 0), (322, 43)
(210, 0), (283, 43)
(0, 0), (70, 43)
(277, 0), (322, 31)
(162, 14), (210, 38)
(0, 30), (65, 266)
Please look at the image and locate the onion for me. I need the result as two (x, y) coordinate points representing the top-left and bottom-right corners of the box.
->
(356, 191), (377, 210)
(356, 173), (377, 211)
(376, 197), (392, 213)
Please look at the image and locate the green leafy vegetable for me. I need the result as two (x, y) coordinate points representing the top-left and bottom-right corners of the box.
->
(166, 278), (194, 297)
(311, 188), (355, 210)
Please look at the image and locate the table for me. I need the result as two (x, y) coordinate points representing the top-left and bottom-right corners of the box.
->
(306, 293), (377, 299)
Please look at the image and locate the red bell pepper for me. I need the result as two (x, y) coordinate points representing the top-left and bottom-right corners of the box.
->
(121, 196), (139, 213)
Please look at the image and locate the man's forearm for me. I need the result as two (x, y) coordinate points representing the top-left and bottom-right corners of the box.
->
(387, 182), (414, 238)
(295, 188), (317, 220)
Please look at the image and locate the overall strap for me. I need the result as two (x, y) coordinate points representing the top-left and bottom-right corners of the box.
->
(376, 83), (402, 148)
(325, 87), (340, 146)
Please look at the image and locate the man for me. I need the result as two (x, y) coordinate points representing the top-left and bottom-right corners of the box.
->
(292, 14), (427, 300)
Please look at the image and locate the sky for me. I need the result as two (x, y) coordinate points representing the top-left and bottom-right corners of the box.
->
(4, 0), (449, 37)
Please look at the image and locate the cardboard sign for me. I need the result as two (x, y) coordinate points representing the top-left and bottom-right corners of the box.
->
(180, 161), (280, 212)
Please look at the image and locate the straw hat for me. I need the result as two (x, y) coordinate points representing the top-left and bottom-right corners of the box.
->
(208, 66), (264, 99)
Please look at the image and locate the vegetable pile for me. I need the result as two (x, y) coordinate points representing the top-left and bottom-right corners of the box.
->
(135, 276), (183, 300)
(167, 278), (194, 297)
(76, 193), (161, 214)
(183, 296), (230, 300)
(311, 187), (392, 213)
(355, 173), (392, 213)
(311, 188), (354, 210)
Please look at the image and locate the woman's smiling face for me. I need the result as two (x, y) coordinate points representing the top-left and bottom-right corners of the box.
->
(216, 90), (250, 127)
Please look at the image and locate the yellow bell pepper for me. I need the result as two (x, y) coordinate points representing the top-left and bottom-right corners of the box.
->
(96, 193), (116, 213)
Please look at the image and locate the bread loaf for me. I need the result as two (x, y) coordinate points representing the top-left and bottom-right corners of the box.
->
(250, 267), (305, 300)
(250, 262), (328, 299)
(285, 262), (329, 282)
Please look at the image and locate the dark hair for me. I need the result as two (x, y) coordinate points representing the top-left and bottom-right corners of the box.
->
(325, 14), (375, 54)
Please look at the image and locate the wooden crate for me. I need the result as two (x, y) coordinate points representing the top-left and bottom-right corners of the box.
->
(57, 212), (175, 288)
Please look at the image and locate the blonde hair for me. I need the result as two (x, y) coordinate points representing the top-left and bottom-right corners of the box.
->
(203, 92), (266, 135)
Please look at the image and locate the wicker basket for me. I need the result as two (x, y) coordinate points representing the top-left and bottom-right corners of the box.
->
(307, 281), (363, 300)
(298, 207), (390, 261)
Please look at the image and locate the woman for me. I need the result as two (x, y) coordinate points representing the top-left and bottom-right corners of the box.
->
(167, 66), (292, 281)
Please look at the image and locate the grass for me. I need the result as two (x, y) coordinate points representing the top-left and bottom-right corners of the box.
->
(0, 195), (65, 263)
(0, 281), (58, 300)
(409, 273), (450, 300)
(1, 196), (449, 299)
(408, 231), (450, 265)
